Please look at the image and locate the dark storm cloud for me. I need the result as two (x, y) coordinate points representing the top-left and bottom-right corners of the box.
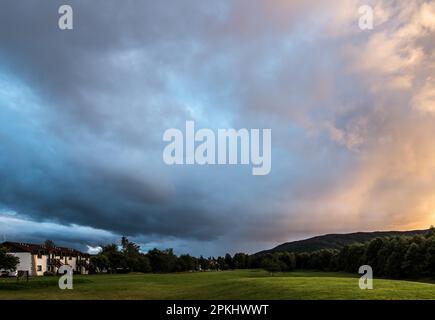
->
(1, 0), (435, 255)
(0, 0), (234, 245)
(0, 0), (215, 129)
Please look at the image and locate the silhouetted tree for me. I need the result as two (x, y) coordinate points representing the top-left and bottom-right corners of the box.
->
(177, 254), (197, 271)
(44, 240), (55, 249)
(224, 253), (234, 269)
(233, 253), (250, 269)
(402, 242), (425, 277)
(90, 254), (109, 273)
(147, 248), (178, 273)
(0, 247), (19, 270)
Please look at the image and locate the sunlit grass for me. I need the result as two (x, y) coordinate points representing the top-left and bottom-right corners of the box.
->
(0, 269), (434, 300)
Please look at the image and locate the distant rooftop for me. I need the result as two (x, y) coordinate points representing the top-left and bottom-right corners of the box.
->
(1, 241), (89, 257)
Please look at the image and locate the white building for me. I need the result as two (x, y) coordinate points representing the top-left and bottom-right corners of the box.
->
(2, 242), (90, 276)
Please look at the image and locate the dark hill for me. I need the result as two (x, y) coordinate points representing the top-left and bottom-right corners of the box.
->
(257, 229), (429, 254)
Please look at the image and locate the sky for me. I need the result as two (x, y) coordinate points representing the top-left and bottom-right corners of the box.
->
(0, 0), (435, 256)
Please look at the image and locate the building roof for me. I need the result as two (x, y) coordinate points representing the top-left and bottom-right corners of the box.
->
(1, 241), (90, 257)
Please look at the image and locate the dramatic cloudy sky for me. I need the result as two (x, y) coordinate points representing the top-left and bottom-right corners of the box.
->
(1, 0), (435, 256)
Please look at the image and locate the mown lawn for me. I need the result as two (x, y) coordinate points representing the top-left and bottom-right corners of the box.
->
(0, 269), (434, 300)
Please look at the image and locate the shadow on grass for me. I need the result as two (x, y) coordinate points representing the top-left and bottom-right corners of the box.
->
(255, 270), (359, 279)
(254, 269), (435, 285)
(0, 278), (93, 291)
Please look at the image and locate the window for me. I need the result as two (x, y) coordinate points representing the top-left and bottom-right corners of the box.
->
(37, 265), (42, 272)
(37, 252), (42, 259)
(69, 256), (72, 260)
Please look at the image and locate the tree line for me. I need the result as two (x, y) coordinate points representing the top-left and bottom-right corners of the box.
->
(2, 228), (435, 279)
(89, 237), (251, 273)
(252, 227), (435, 278)
(90, 228), (435, 279)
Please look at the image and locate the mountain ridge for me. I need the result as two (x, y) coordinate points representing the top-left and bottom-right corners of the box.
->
(256, 229), (430, 254)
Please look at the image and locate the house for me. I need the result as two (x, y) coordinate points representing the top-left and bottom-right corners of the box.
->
(1, 241), (90, 276)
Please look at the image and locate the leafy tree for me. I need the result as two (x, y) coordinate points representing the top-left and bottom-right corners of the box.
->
(376, 239), (394, 276)
(281, 252), (296, 271)
(120, 237), (148, 272)
(100, 243), (125, 272)
(0, 247), (19, 270)
(384, 237), (407, 278)
(135, 255), (152, 273)
(224, 253), (234, 269)
(402, 242), (425, 277)
(329, 251), (340, 271)
(426, 226), (435, 238)
(314, 249), (339, 271)
(295, 252), (311, 269)
(216, 256), (228, 270)
(233, 253), (250, 269)
(177, 254), (197, 271)
(260, 255), (281, 274)
(147, 248), (178, 273)
(364, 238), (384, 272)
(425, 236), (435, 277)
(338, 243), (365, 273)
(90, 254), (109, 273)
(197, 255), (209, 270)
(44, 240), (55, 249)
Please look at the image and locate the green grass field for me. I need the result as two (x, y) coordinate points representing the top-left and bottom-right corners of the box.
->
(0, 270), (434, 300)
